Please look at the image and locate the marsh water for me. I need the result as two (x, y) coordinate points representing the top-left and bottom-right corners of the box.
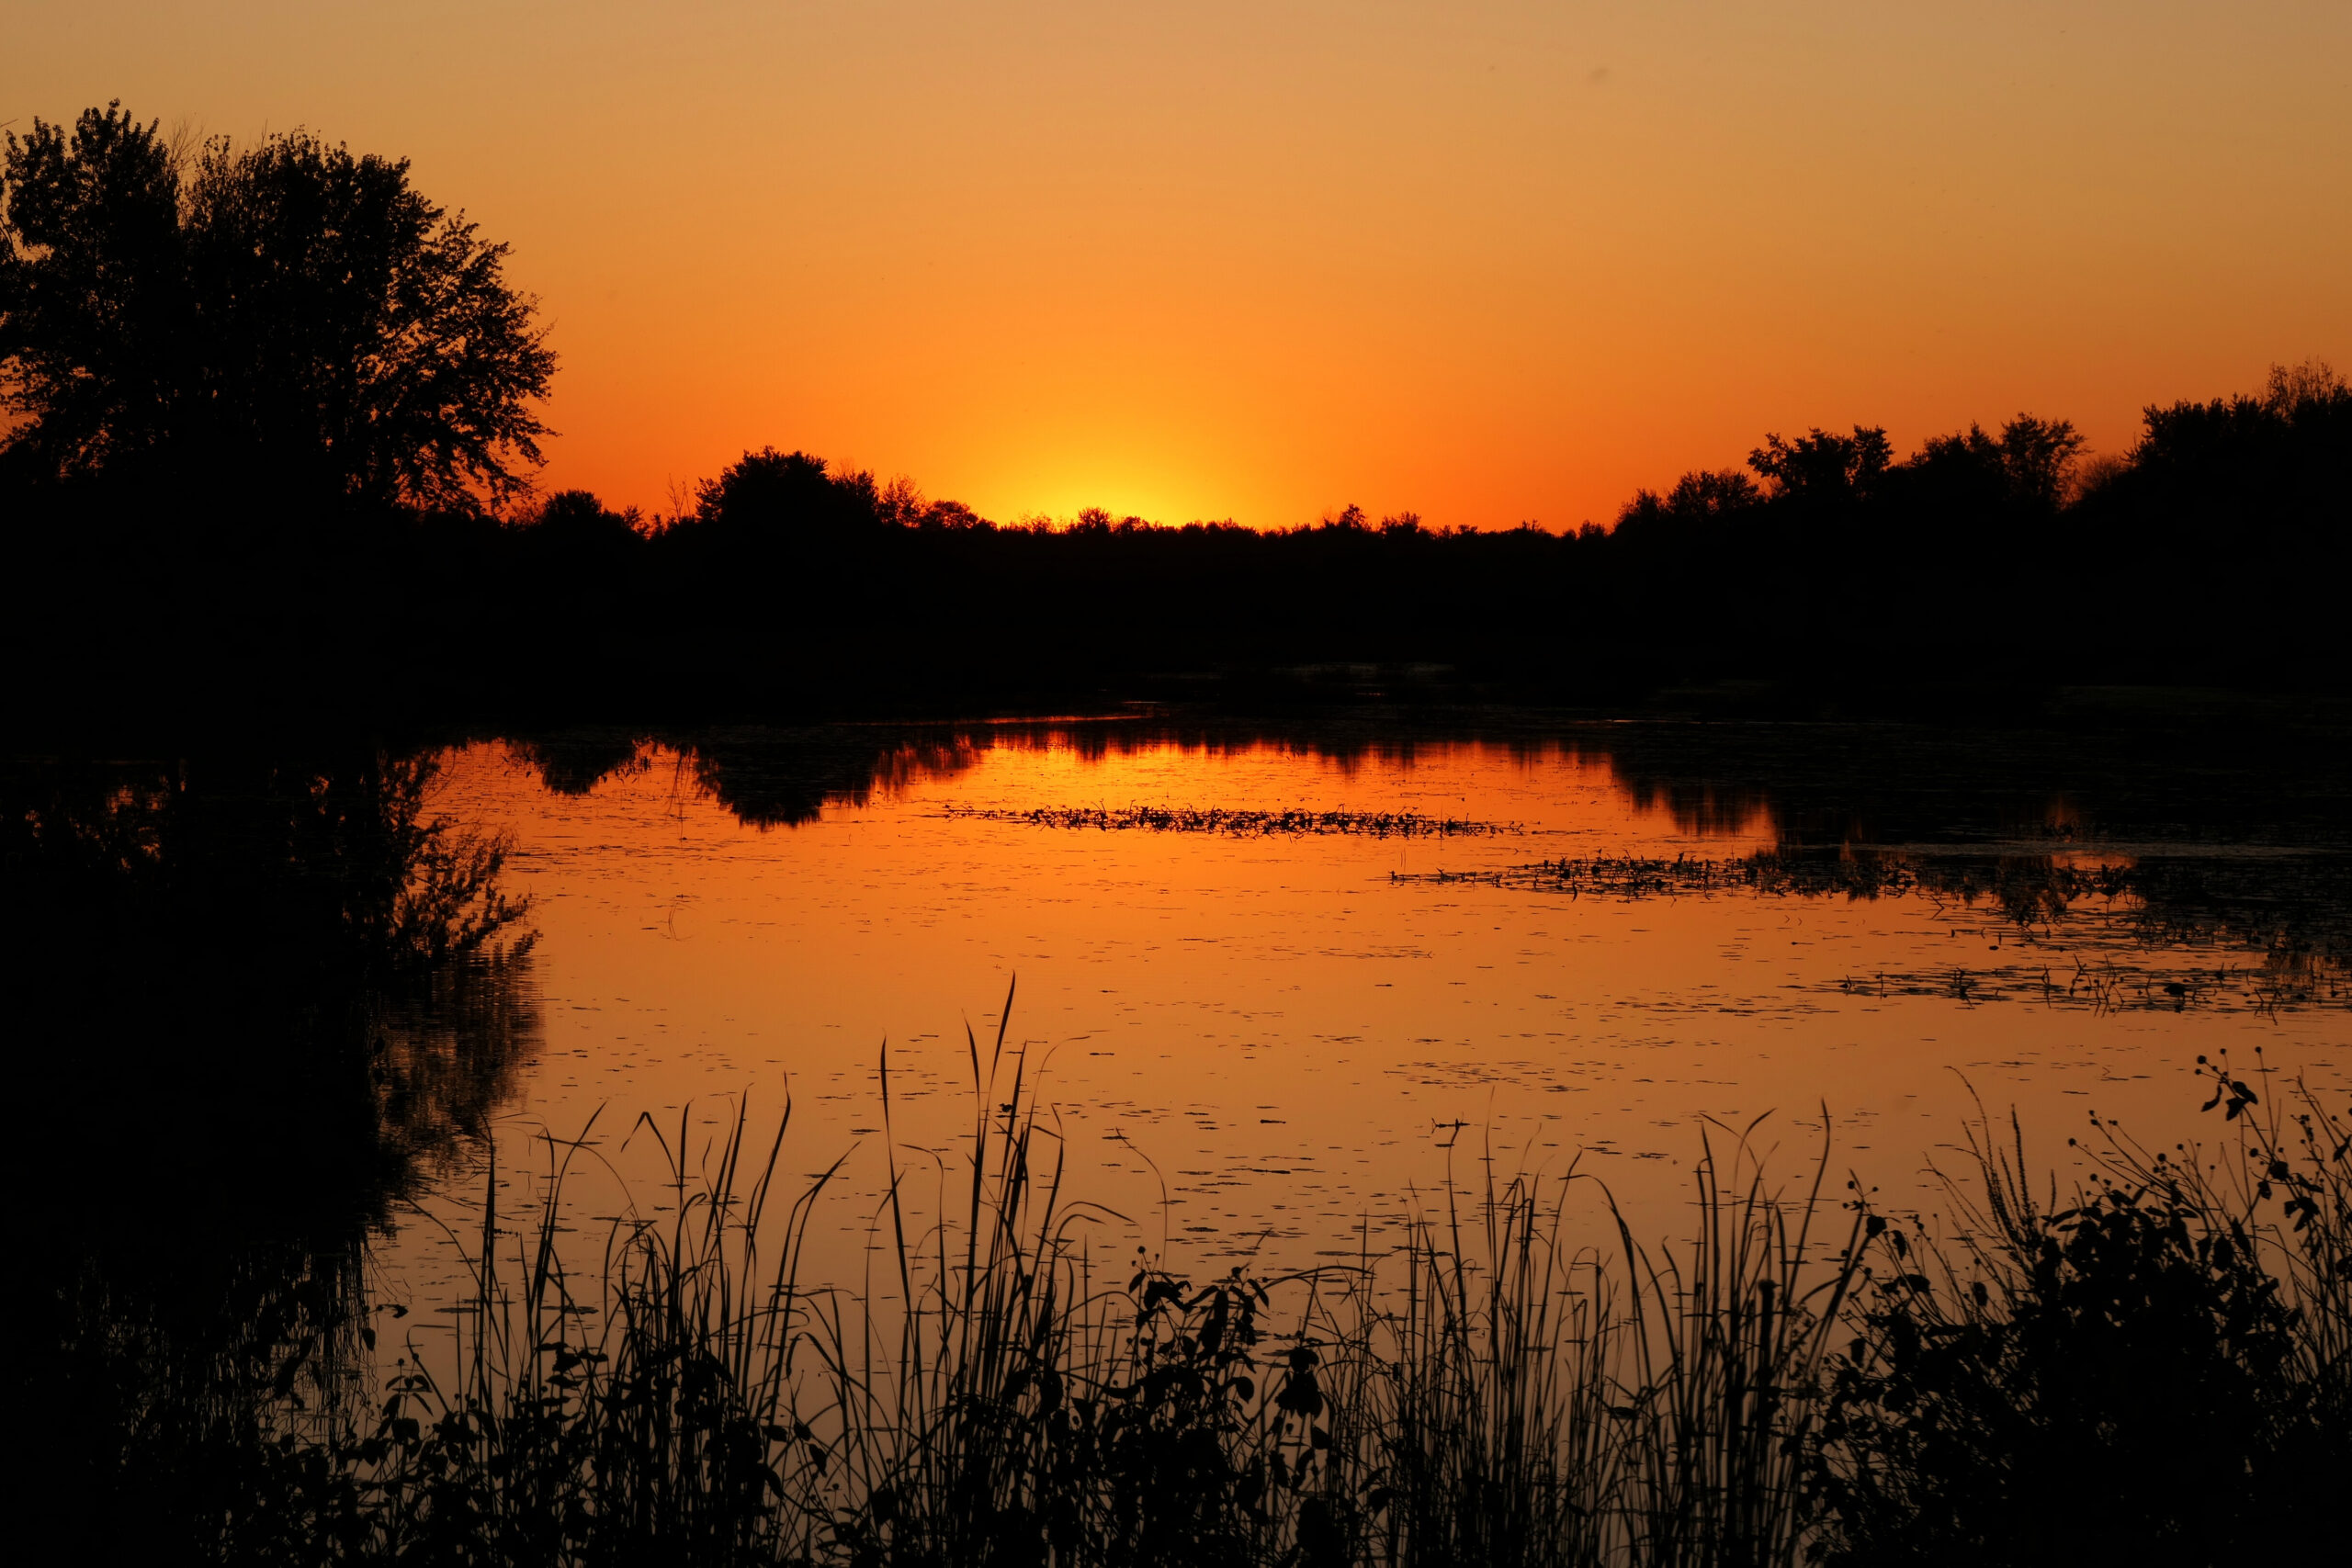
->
(17, 706), (2352, 1371)
(363, 711), (2352, 1325)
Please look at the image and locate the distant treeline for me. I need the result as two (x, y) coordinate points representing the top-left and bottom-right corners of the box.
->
(5, 110), (2348, 724)
(14, 361), (2347, 725)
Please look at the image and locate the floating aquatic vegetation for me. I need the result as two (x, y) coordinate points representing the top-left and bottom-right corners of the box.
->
(1393, 851), (1948, 899)
(1396, 848), (2352, 1012)
(943, 803), (1521, 837)
(1395, 849), (2147, 903)
(1828, 952), (2352, 1016)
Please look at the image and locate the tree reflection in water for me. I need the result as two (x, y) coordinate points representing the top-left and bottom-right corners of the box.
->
(1, 749), (538, 1561)
(502, 714), (2352, 1011)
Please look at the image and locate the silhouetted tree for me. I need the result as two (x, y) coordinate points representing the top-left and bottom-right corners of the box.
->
(2128, 359), (2350, 497)
(1614, 468), (1762, 535)
(1904, 416), (2083, 513)
(526, 488), (643, 548)
(685, 446), (880, 543)
(182, 128), (554, 507)
(1748, 425), (1892, 503)
(0, 105), (188, 477)
(1990, 414), (2084, 509)
(0, 104), (553, 508)
(2262, 357), (2346, 412)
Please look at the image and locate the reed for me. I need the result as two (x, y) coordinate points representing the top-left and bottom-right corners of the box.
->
(76, 995), (2352, 1564)
(1362, 1151), (1621, 1568)
(356, 1097), (837, 1563)
(1610, 1120), (1859, 1568)
(340, 991), (1871, 1568)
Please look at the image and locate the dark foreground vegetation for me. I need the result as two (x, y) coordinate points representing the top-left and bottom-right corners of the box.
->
(6, 107), (2352, 728)
(28, 1003), (2352, 1567)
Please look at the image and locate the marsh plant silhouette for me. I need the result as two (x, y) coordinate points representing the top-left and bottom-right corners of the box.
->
(30, 1001), (2352, 1567)
(1811, 1069), (2352, 1567)
(5, 102), (2350, 723)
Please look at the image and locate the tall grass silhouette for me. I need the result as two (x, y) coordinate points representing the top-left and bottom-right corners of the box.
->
(61, 991), (2352, 1564)
(342, 983), (1871, 1566)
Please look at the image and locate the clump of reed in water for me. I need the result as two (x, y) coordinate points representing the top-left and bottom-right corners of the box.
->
(327, 984), (1863, 1566)
(942, 804), (1520, 837)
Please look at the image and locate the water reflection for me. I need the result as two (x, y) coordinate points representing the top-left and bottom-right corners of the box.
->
(503, 716), (1781, 839)
(1398, 846), (2352, 1014)
(2, 750), (539, 1553)
(499, 710), (2352, 847)
(494, 715), (2352, 1015)
(413, 713), (2352, 1281)
(3, 750), (539, 1199)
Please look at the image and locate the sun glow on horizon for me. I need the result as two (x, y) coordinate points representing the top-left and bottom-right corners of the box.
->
(10, 1), (2346, 527)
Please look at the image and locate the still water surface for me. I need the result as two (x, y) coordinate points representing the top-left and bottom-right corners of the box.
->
(376, 716), (2352, 1323)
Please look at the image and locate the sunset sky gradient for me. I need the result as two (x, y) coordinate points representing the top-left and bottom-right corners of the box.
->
(9, 1), (2347, 527)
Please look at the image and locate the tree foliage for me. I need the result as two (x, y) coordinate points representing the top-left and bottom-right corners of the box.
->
(0, 103), (553, 510)
(0, 104), (188, 475)
(1747, 425), (1894, 504)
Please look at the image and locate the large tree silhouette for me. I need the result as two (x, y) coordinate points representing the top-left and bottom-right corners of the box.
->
(0, 104), (553, 510)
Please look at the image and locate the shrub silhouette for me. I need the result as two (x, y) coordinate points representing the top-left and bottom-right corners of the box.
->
(1813, 1090), (2345, 1567)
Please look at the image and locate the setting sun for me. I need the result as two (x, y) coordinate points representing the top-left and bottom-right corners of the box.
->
(9, 1), (2346, 525)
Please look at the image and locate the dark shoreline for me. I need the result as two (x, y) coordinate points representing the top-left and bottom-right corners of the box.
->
(10, 356), (2351, 736)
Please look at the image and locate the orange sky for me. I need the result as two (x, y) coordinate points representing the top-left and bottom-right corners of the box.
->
(9, 2), (2348, 528)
